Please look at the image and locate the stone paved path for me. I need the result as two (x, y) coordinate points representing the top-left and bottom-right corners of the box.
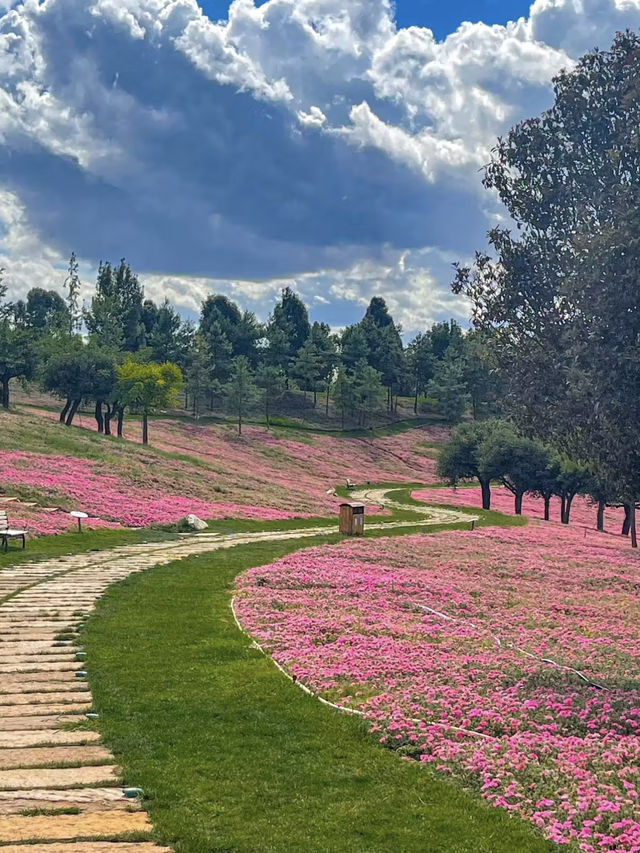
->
(0, 500), (475, 851)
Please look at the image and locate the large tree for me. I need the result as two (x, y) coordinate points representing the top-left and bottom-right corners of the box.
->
(86, 259), (146, 352)
(453, 31), (640, 546)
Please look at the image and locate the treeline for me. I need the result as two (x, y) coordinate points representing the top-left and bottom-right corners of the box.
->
(0, 256), (497, 438)
(439, 421), (635, 536)
(445, 32), (640, 547)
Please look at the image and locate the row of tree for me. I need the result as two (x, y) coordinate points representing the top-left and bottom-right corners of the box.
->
(449, 31), (640, 547)
(437, 420), (636, 535)
(0, 256), (497, 433)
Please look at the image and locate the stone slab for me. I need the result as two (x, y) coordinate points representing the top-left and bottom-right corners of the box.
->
(0, 745), (111, 770)
(0, 731), (101, 749)
(0, 809), (151, 841)
(0, 765), (120, 790)
(0, 843), (171, 853)
(0, 716), (82, 732)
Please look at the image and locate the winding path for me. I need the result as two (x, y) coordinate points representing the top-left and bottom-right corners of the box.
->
(0, 495), (475, 852)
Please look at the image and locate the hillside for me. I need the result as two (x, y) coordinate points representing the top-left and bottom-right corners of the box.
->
(0, 409), (445, 535)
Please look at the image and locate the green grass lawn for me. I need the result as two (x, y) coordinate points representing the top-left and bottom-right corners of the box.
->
(84, 533), (554, 853)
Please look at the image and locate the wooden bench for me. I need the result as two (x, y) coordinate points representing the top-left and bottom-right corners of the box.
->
(346, 479), (356, 490)
(0, 510), (27, 552)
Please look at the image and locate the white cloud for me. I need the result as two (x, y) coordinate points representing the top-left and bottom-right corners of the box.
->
(0, 0), (639, 332)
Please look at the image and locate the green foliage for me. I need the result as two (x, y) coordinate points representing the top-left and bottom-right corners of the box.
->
(117, 359), (183, 444)
(255, 363), (286, 427)
(224, 355), (258, 434)
(428, 350), (468, 424)
(85, 259), (146, 351)
(453, 31), (640, 542)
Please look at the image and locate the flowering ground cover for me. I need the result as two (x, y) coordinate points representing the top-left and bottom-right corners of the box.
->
(235, 525), (640, 851)
(413, 485), (627, 533)
(0, 409), (443, 535)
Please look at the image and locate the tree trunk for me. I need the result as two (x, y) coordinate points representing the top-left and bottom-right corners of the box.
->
(515, 492), (523, 515)
(238, 409), (242, 435)
(104, 405), (112, 436)
(94, 400), (104, 434)
(142, 412), (149, 445)
(60, 398), (71, 423)
(623, 504), (631, 536)
(480, 479), (491, 511)
(560, 496), (566, 524)
(184, 389), (189, 410)
(544, 496), (550, 521)
(325, 385), (330, 416)
(341, 408), (345, 430)
(414, 388), (418, 415)
(313, 389), (317, 408)
(116, 407), (124, 438)
(631, 503), (637, 549)
(562, 494), (574, 524)
(65, 399), (80, 426)
(265, 399), (270, 429)
(1, 377), (10, 410)
(597, 500), (605, 532)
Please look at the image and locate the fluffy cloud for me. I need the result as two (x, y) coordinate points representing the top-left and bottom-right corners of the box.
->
(0, 0), (639, 334)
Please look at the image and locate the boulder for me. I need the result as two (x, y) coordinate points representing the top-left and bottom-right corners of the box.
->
(186, 514), (208, 531)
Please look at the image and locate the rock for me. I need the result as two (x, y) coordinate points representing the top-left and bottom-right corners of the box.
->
(186, 514), (208, 531)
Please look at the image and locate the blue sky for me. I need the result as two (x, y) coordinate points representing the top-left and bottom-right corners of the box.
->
(200, 1), (534, 40)
(1, 0), (640, 334)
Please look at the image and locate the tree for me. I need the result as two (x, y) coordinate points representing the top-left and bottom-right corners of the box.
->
(460, 330), (499, 420)
(185, 335), (216, 420)
(452, 32), (640, 546)
(145, 300), (193, 367)
(437, 420), (506, 510)
(406, 333), (434, 414)
(429, 320), (464, 361)
(340, 324), (369, 373)
(0, 325), (37, 409)
(292, 322), (336, 408)
(14, 289), (69, 334)
(267, 288), (310, 381)
(361, 298), (404, 410)
(63, 252), (82, 335)
(42, 342), (117, 429)
(255, 364), (286, 428)
(479, 429), (551, 515)
(85, 259), (146, 352)
(292, 336), (322, 405)
(0, 275), (38, 408)
(352, 360), (385, 428)
(332, 366), (356, 430)
(553, 458), (593, 525)
(429, 350), (468, 424)
(117, 360), (183, 445)
(200, 295), (262, 364)
(224, 356), (257, 435)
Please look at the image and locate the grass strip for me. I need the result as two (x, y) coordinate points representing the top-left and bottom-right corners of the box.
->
(84, 533), (554, 853)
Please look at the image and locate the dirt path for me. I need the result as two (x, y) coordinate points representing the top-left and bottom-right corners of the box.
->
(0, 499), (474, 852)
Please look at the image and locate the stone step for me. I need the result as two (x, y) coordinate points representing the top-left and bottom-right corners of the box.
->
(0, 745), (111, 770)
(0, 809), (151, 842)
(0, 716), (82, 732)
(0, 683), (88, 696)
(0, 693), (91, 707)
(0, 787), (136, 815)
(0, 731), (100, 749)
(0, 842), (171, 853)
(0, 765), (120, 790)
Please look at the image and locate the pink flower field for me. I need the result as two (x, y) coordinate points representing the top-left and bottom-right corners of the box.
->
(235, 525), (640, 851)
(413, 486), (627, 533)
(1, 410), (443, 535)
